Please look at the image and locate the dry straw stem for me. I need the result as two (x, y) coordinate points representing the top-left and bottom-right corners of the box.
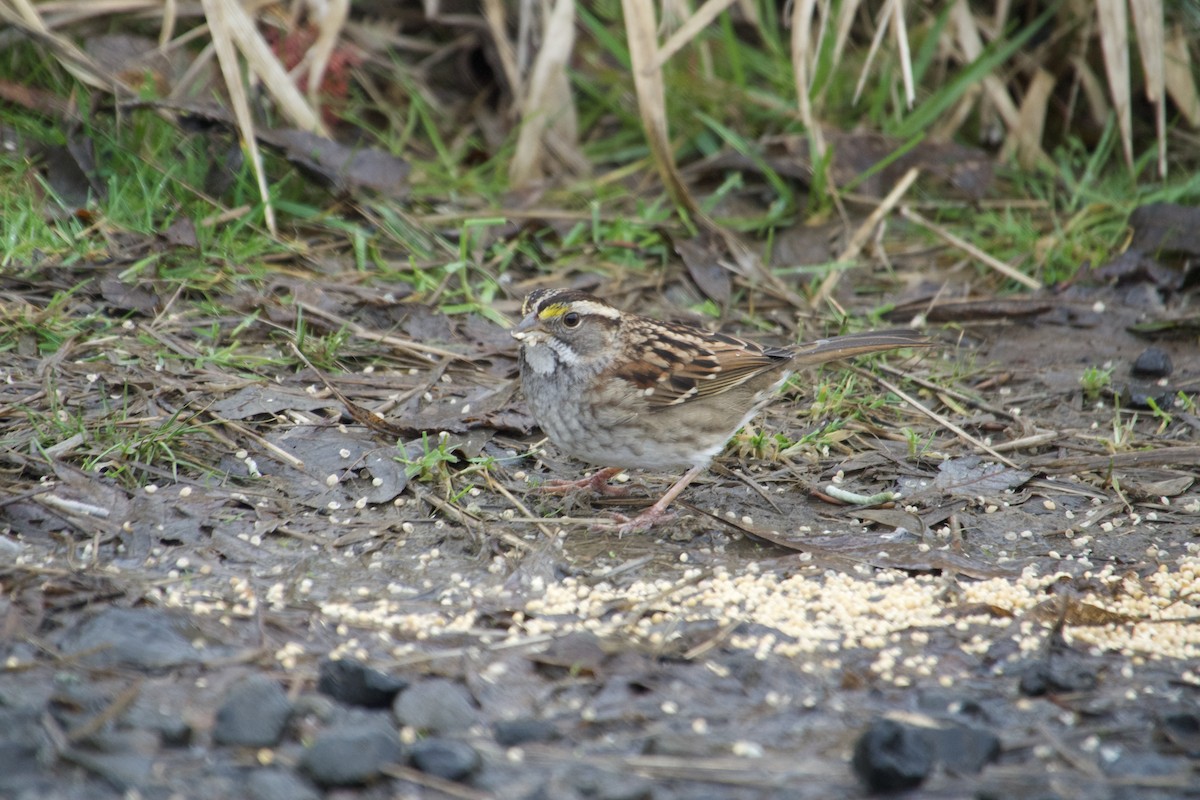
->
(1164, 24), (1200, 128)
(299, 0), (349, 105)
(198, 0), (331, 233)
(791, 0), (826, 159)
(852, 0), (914, 110)
(159, 0), (177, 47)
(653, 0), (740, 68)
(0, 0), (133, 93)
(1127, 0), (1166, 176)
(621, 0), (700, 216)
(900, 206), (1042, 291)
(1007, 68), (1057, 171)
(1096, 0), (1169, 175)
(1096, 0), (1134, 172)
(201, 0), (275, 233)
(948, 0), (1035, 164)
(481, 0), (522, 104)
(810, 167), (921, 308)
(503, 0), (586, 187)
(870, 372), (1021, 469)
(622, 0), (797, 296)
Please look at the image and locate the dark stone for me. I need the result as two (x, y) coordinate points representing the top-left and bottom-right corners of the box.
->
(568, 765), (654, 800)
(1019, 658), (1098, 696)
(1121, 383), (1175, 410)
(212, 676), (292, 747)
(494, 718), (559, 747)
(393, 679), (477, 734)
(1132, 347), (1173, 378)
(409, 738), (481, 782)
(317, 658), (407, 709)
(918, 722), (1000, 774)
(1159, 712), (1200, 756)
(47, 682), (114, 731)
(63, 750), (153, 791)
(124, 705), (192, 748)
(0, 740), (44, 793)
(246, 768), (321, 800)
(299, 723), (403, 787)
(57, 608), (201, 670)
(852, 718), (934, 793)
(153, 715), (193, 748)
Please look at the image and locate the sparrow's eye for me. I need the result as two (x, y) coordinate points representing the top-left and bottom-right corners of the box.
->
(562, 311), (581, 328)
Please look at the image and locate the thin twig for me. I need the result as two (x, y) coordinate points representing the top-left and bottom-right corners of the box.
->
(812, 167), (921, 307)
(205, 412), (306, 468)
(900, 206), (1042, 290)
(483, 473), (557, 541)
(294, 300), (473, 362)
(865, 370), (1021, 468)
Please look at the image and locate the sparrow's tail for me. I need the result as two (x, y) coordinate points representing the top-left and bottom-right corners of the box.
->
(789, 329), (933, 367)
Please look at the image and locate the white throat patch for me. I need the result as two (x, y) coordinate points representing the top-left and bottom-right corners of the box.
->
(522, 336), (580, 375)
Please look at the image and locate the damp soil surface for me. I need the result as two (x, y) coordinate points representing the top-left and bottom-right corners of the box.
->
(2, 255), (1200, 800)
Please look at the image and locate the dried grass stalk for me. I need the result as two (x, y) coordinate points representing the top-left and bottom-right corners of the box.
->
(790, 0), (826, 159)
(1129, 0), (1166, 175)
(621, 0), (698, 215)
(1163, 24), (1200, 128)
(1095, 0), (1133, 170)
(950, 0), (1038, 162)
(302, 0), (349, 106)
(508, 0), (584, 186)
(654, 0), (738, 69)
(201, 0), (276, 232)
(0, 0), (124, 92)
(1006, 68), (1055, 171)
(200, 0), (323, 134)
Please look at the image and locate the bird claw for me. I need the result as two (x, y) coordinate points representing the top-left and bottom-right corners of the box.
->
(600, 507), (676, 536)
(538, 467), (629, 497)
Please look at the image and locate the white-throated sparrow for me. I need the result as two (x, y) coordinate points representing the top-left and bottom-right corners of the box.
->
(512, 288), (930, 534)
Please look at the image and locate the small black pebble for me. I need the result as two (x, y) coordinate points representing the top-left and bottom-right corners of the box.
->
(1132, 347), (1172, 378)
(1121, 383), (1174, 410)
(1020, 658), (1098, 697)
(317, 658), (407, 708)
(852, 718), (933, 793)
(494, 718), (559, 747)
(409, 739), (481, 782)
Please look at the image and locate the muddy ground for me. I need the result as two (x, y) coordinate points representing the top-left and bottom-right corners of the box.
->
(2, 231), (1199, 799)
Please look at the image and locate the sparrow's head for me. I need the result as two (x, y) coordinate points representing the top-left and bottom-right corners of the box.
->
(512, 288), (623, 367)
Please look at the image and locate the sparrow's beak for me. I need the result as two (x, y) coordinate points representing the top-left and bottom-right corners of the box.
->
(511, 311), (540, 338)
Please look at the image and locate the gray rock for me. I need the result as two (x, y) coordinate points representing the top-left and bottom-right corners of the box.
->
(1132, 347), (1172, 378)
(212, 676), (292, 747)
(63, 750), (153, 791)
(569, 766), (654, 800)
(299, 723), (403, 787)
(852, 718), (933, 793)
(392, 679), (476, 734)
(0, 740), (44, 794)
(409, 738), (481, 782)
(493, 718), (559, 747)
(919, 722), (1000, 774)
(149, 714), (193, 748)
(57, 609), (201, 670)
(317, 658), (407, 709)
(246, 768), (321, 800)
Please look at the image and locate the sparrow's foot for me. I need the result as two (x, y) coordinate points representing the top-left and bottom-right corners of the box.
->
(538, 467), (628, 497)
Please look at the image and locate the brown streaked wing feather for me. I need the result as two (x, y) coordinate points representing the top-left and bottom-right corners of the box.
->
(609, 319), (792, 407)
